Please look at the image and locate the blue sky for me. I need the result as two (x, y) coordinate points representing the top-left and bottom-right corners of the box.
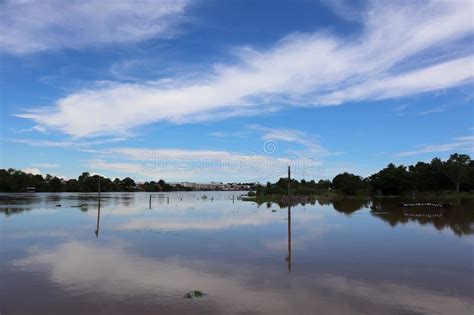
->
(0, 0), (473, 183)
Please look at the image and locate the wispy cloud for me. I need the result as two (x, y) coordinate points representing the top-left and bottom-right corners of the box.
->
(247, 125), (337, 157)
(0, 0), (188, 54)
(4, 137), (127, 149)
(32, 163), (60, 168)
(16, 1), (474, 137)
(86, 147), (322, 182)
(395, 135), (474, 157)
(7, 125), (330, 180)
(320, 0), (362, 21)
(208, 131), (252, 138)
(417, 105), (448, 116)
(393, 104), (449, 116)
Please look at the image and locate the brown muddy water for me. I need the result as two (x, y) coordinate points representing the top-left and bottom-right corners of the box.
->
(0, 192), (473, 314)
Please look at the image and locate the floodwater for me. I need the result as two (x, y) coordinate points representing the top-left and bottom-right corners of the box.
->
(0, 192), (473, 315)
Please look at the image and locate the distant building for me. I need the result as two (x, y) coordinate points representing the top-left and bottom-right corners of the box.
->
(172, 182), (250, 191)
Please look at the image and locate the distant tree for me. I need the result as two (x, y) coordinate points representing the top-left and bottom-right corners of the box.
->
(49, 177), (62, 192)
(369, 163), (412, 195)
(78, 172), (90, 182)
(434, 154), (472, 192)
(317, 179), (332, 190)
(408, 162), (446, 191)
(332, 172), (364, 195)
(0, 153), (472, 194)
(466, 160), (474, 191)
(121, 177), (136, 188)
(64, 179), (81, 192)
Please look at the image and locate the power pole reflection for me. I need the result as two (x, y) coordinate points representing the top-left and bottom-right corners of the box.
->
(95, 178), (101, 238)
(286, 166), (292, 273)
(286, 202), (292, 273)
(95, 201), (101, 238)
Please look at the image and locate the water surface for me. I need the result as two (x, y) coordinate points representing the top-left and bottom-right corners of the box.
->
(1, 192), (473, 314)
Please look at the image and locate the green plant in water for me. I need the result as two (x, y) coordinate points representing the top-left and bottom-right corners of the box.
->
(193, 290), (203, 297)
(184, 290), (205, 299)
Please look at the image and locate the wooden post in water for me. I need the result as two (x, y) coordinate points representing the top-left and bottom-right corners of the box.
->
(167, 196), (170, 204)
(149, 194), (152, 209)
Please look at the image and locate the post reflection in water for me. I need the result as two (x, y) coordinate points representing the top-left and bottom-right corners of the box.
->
(286, 203), (292, 273)
(95, 196), (101, 238)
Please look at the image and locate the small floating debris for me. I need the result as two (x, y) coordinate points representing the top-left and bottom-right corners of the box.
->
(55, 204), (61, 207)
(404, 213), (443, 218)
(401, 202), (448, 208)
(271, 209), (277, 212)
(184, 290), (205, 299)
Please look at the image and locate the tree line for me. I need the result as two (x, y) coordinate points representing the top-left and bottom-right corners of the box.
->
(0, 171), (189, 192)
(256, 153), (474, 196)
(1, 153), (473, 195)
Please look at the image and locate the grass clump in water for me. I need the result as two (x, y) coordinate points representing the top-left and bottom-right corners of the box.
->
(184, 290), (205, 299)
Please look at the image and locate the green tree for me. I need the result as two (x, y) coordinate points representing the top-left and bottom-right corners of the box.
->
(434, 154), (471, 192)
(121, 177), (136, 189)
(78, 172), (90, 182)
(49, 177), (62, 192)
(369, 163), (412, 195)
(332, 172), (364, 195)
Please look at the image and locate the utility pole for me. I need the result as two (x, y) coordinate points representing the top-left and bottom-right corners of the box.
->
(288, 166), (291, 199)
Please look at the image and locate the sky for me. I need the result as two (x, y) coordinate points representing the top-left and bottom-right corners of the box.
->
(0, 0), (473, 183)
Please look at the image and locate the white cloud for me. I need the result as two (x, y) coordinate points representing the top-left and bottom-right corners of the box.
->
(395, 135), (474, 157)
(16, 1), (474, 137)
(248, 125), (332, 157)
(318, 56), (473, 105)
(209, 125), (335, 157)
(86, 147), (321, 182)
(320, 0), (362, 21)
(0, 0), (188, 54)
(21, 167), (41, 175)
(5, 137), (127, 149)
